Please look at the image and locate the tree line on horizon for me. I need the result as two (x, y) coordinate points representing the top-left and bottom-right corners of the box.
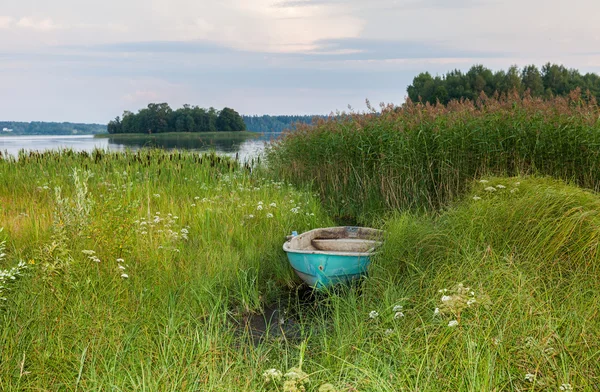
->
(107, 104), (247, 134)
(407, 63), (600, 105)
(0, 121), (106, 136)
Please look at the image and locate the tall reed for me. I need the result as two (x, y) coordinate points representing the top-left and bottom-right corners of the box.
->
(266, 90), (600, 222)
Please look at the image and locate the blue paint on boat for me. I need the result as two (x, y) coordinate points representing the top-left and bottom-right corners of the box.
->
(285, 251), (372, 288)
(283, 227), (383, 289)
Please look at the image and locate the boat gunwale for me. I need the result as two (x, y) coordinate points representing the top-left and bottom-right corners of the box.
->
(283, 226), (383, 257)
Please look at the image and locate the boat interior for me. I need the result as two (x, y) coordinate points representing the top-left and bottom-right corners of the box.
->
(285, 227), (384, 254)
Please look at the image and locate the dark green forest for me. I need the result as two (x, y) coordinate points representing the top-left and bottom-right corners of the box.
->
(407, 63), (600, 104)
(0, 121), (106, 136)
(107, 104), (247, 134)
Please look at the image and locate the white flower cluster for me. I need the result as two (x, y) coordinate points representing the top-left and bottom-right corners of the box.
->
(82, 249), (100, 263)
(0, 234), (28, 302)
(134, 213), (189, 245)
(436, 283), (484, 327)
(263, 366), (310, 392)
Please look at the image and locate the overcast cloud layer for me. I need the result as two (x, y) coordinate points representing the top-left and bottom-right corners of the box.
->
(1, 0), (599, 122)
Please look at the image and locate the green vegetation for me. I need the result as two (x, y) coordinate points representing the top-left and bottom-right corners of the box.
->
(3, 87), (600, 390)
(0, 121), (106, 136)
(108, 104), (246, 134)
(2, 153), (599, 389)
(407, 63), (600, 105)
(267, 91), (600, 223)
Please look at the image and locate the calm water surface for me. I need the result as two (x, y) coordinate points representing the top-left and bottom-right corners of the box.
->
(0, 133), (279, 162)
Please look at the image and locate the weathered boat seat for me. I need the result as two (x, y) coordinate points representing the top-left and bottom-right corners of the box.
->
(311, 238), (382, 253)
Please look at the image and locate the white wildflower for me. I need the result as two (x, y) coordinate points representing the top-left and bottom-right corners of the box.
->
(258, 201), (263, 205)
(448, 320), (459, 327)
(82, 250), (96, 255)
(479, 179), (489, 183)
(559, 384), (572, 391)
(484, 186), (497, 192)
(524, 373), (535, 382)
(118, 265), (126, 270)
(433, 307), (440, 316)
(194, 196), (200, 200)
(257, 205), (263, 211)
(153, 194), (160, 198)
(441, 295), (452, 302)
(467, 298), (477, 306)
(369, 310), (379, 319)
(247, 214), (254, 219)
(384, 329), (394, 336)
(496, 184), (506, 189)
(472, 195), (482, 201)
(392, 305), (403, 312)
(269, 202), (277, 208)
(510, 188), (518, 193)
(266, 213), (274, 218)
(116, 258), (124, 263)
(262, 368), (283, 383)
(291, 207), (300, 214)
(514, 182), (520, 186)
(394, 312), (405, 319)
(120, 273), (129, 279)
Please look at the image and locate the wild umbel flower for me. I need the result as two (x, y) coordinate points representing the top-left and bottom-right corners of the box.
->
(269, 202), (277, 208)
(496, 184), (506, 189)
(433, 308), (440, 316)
(257, 205), (263, 211)
(559, 384), (572, 391)
(291, 207), (300, 214)
(394, 312), (405, 319)
(116, 258), (124, 263)
(441, 295), (452, 302)
(472, 195), (482, 200)
(393, 305), (403, 312)
(524, 373), (535, 382)
(385, 329), (394, 335)
(120, 273), (129, 279)
(484, 186), (497, 192)
(448, 320), (459, 327)
(369, 310), (379, 319)
(262, 368), (283, 383)
(266, 213), (274, 218)
(479, 179), (489, 183)
(118, 265), (126, 270)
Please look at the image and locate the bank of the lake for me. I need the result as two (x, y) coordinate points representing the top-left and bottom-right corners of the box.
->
(0, 132), (270, 161)
(94, 131), (260, 140)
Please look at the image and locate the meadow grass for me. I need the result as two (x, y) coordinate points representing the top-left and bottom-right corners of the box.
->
(1, 149), (599, 391)
(266, 91), (600, 223)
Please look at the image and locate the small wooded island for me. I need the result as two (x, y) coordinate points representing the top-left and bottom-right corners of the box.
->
(107, 104), (246, 134)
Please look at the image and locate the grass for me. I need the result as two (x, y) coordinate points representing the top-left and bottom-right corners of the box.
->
(266, 90), (600, 223)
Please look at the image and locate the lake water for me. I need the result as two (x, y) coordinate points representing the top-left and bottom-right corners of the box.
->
(0, 133), (279, 162)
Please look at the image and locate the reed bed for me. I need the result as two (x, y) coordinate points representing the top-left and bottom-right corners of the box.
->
(266, 90), (600, 222)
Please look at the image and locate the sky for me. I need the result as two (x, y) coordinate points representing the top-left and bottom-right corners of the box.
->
(1, 0), (600, 123)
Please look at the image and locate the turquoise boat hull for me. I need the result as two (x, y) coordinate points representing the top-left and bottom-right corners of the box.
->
(286, 251), (373, 289)
(283, 227), (383, 289)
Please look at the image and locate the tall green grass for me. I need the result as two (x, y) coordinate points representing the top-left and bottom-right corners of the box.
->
(0, 149), (599, 390)
(267, 91), (600, 223)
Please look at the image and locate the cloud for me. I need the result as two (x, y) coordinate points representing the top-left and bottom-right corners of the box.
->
(16, 17), (63, 31)
(308, 38), (503, 60)
(0, 16), (12, 29)
(121, 90), (160, 103)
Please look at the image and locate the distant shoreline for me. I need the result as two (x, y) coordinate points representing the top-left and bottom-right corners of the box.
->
(94, 131), (260, 140)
